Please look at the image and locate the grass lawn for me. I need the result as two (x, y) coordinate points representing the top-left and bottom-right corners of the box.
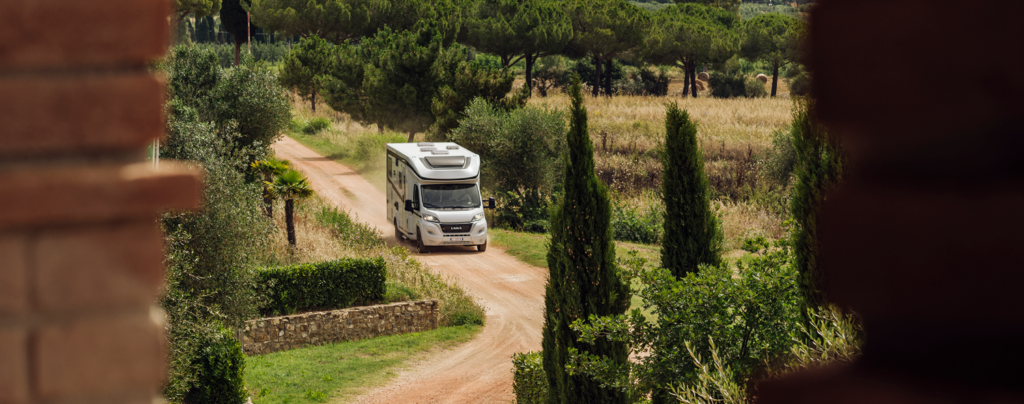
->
(245, 325), (482, 404)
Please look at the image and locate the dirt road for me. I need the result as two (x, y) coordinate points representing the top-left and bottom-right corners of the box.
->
(273, 137), (548, 403)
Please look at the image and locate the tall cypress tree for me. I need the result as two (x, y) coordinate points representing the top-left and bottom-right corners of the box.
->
(790, 97), (845, 309)
(541, 76), (630, 404)
(660, 102), (722, 279)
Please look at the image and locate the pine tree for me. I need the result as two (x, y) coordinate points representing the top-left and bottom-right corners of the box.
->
(660, 102), (722, 279)
(790, 97), (845, 308)
(541, 76), (630, 404)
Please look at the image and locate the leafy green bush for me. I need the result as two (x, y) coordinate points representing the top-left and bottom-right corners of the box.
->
(302, 117), (332, 134)
(210, 55), (291, 158)
(708, 72), (747, 98)
(617, 67), (671, 96)
(611, 198), (663, 244)
(194, 42), (290, 68)
(745, 76), (769, 98)
(761, 128), (798, 186)
(257, 258), (387, 316)
(314, 205), (385, 250)
(512, 351), (548, 404)
(184, 326), (248, 404)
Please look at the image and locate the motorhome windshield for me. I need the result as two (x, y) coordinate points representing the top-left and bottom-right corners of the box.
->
(421, 184), (481, 209)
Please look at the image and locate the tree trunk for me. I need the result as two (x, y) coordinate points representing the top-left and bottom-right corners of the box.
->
(682, 66), (690, 98)
(263, 194), (273, 217)
(311, 88), (317, 112)
(407, 131), (415, 143)
(604, 58), (613, 96)
(233, 38), (241, 66)
(771, 64), (780, 97)
(593, 56), (602, 97)
(525, 54), (535, 95)
(689, 64), (698, 98)
(285, 198), (296, 246)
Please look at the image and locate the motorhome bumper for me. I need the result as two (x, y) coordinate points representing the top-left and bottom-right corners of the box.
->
(419, 221), (487, 246)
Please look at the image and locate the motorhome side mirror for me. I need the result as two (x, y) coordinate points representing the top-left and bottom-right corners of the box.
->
(405, 200), (415, 212)
(487, 197), (496, 209)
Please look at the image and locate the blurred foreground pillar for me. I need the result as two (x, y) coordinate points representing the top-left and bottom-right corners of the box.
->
(761, 0), (1024, 402)
(0, 1), (201, 403)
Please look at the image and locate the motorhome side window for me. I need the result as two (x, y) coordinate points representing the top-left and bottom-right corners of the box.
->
(413, 184), (420, 209)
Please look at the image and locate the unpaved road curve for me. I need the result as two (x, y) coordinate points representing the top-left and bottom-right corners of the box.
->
(273, 137), (548, 404)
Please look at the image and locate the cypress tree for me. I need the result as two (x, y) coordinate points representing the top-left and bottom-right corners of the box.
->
(541, 75), (630, 404)
(789, 97), (845, 308)
(660, 102), (722, 279)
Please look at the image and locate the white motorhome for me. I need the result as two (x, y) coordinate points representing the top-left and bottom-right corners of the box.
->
(386, 142), (494, 252)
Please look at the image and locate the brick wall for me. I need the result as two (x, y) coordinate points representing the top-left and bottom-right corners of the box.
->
(243, 300), (440, 356)
(0, 1), (201, 403)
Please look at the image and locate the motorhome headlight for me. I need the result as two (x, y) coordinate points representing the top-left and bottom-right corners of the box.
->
(422, 214), (440, 223)
(472, 213), (485, 222)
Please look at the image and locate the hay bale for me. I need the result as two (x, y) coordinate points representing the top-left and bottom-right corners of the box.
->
(697, 72), (710, 81)
(756, 74), (769, 83)
(695, 79), (706, 91)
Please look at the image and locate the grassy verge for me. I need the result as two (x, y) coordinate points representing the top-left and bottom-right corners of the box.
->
(245, 325), (482, 404)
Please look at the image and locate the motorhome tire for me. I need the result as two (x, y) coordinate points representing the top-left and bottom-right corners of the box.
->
(417, 228), (429, 253)
(477, 240), (487, 252)
(394, 219), (402, 241)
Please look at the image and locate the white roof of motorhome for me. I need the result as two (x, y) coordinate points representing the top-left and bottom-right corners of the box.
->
(386, 142), (481, 181)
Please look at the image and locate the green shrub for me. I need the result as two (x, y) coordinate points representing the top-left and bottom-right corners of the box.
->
(617, 67), (670, 96)
(512, 351), (548, 404)
(745, 77), (769, 98)
(314, 205), (385, 250)
(257, 258), (387, 316)
(611, 199), (663, 244)
(761, 128), (798, 186)
(353, 132), (406, 164)
(194, 42), (290, 68)
(302, 117), (332, 134)
(708, 72), (747, 98)
(184, 326), (248, 404)
(789, 72), (811, 96)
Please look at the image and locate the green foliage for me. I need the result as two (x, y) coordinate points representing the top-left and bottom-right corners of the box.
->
(660, 102), (722, 278)
(789, 97), (845, 309)
(739, 13), (803, 96)
(760, 128), (797, 186)
(176, 0), (223, 21)
(744, 76), (768, 98)
(739, 3), (800, 21)
(569, 57), (624, 89)
(645, 3), (738, 97)
(167, 45), (222, 110)
(210, 55), (292, 158)
(303, 117), (332, 134)
(257, 258), (387, 316)
(673, 0), (741, 14)
(707, 71), (746, 98)
(542, 77), (631, 404)
(270, 169), (316, 246)
(321, 23), (516, 141)
(611, 197), (663, 244)
(194, 42), (290, 67)
(513, 351), (550, 404)
(183, 326), (248, 404)
(569, 243), (803, 402)
(616, 67), (670, 96)
(220, 0), (254, 64)
(448, 98), (566, 229)
(279, 35), (336, 112)
(563, 0), (650, 95)
(314, 204), (386, 250)
(353, 132), (407, 163)
(247, 0), (385, 44)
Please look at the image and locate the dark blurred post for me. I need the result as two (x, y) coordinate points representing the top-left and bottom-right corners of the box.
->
(0, 0), (201, 403)
(761, 0), (1024, 401)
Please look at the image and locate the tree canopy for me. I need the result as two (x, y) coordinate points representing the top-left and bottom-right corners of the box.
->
(278, 35), (335, 112)
(461, 0), (572, 92)
(245, 0), (386, 44)
(645, 3), (739, 97)
(740, 13), (802, 97)
(673, 0), (741, 14)
(562, 0), (649, 96)
(175, 0), (223, 22)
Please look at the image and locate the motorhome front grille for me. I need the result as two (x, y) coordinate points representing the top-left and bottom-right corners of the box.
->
(445, 234), (470, 237)
(442, 241), (474, 245)
(441, 224), (472, 233)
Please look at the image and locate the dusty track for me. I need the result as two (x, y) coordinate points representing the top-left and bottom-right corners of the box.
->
(273, 137), (548, 403)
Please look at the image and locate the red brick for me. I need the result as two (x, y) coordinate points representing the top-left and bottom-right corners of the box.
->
(35, 221), (164, 312)
(34, 316), (165, 400)
(0, 161), (202, 230)
(0, 0), (170, 70)
(0, 328), (29, 404)
(0, 234), (28, 315)
(0, 73), (165, 157)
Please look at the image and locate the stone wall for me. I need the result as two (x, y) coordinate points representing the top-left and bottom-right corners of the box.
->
(243, 300), (440, 355)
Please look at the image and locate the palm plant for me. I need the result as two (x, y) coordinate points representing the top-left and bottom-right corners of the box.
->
(251, 158), (291, 217)
(269, 169), (315, 246)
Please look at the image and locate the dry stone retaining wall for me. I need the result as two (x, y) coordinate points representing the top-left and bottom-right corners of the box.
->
(243, 299), (439, 355)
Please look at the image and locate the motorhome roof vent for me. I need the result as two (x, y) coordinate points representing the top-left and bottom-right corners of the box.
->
(417, 142), (435, 147)
(446, 145), (459, 150)
(430, 150), (450, 155)
(424, 156), (465, 167)
(420, 147), (437, 152)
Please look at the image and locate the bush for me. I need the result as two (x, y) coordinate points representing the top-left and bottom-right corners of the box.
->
(611, 198), (663, 244)
(257, 258), (387, 316)
(210, 55), (292, 158)
(302, 117), (332, 134)
(184, 326), (248, 404)
(352, 132), (406, 165)
(761, 128), (798, 186)
(314, 205), (385, 250)
(512, 351), (548, 404)
(745, 76), (769, 98)
(194, 42), (290, 68)
(708, 72), (747, 98)
(617, 67), (670, 96)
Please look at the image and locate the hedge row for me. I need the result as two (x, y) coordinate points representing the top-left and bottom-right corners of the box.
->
(257, 258), (386, 316)
(512, 351), (548, 404)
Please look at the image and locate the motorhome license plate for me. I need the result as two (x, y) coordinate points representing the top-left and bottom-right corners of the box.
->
(449, 237), (463, 241)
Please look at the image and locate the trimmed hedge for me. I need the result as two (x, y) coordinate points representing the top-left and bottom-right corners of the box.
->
(512, 351), (548, 404)
(184, 326), (248, 404)
(257, 258), (386, 316)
